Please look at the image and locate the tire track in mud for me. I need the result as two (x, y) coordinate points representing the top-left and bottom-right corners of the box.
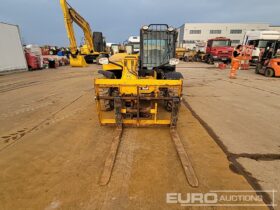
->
(0, 81), (40, 93)
(180, 66), (279, 96)
(0, 75), (91, 94)
(0, 101), (55, 119)
(0, 89), (92, 152)
(220, 79), (280, 96)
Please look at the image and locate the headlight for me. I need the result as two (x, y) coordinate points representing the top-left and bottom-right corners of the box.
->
(142, 25), (149, 30)
(168, 27), (174, 32)
(169, 58), (179, 65)
(99, 57), (109, 65)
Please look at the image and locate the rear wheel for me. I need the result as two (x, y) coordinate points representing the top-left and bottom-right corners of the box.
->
(209, 56), (214, 64)
(205, 55), (209, 64)
(162, 89), (172, 112)
(162, 72), (183, 112)
(164, 72), (184, 80)
(206, 55), (214, 64)
(101, 87), (118, 111)
(264, 68), (274, 77)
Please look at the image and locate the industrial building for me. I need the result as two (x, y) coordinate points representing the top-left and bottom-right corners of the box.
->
(177, 23), (280, 49)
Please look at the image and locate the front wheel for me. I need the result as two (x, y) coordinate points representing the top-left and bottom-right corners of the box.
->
(264, 68), (274, 77)
(206, 55), (214, 64)
(164, 72), (184, 80)
(209, 56), (214, 64)
(205, 55), (210, 64)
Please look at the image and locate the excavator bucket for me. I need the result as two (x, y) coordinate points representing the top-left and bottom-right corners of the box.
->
(70, 55), (88, 67)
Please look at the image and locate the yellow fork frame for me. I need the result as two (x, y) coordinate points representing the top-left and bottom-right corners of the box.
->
(94, 78), (183, 126)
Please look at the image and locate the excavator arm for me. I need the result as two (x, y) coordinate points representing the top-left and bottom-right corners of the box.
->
(60, 0), (94, 54)
(60, 0), (97, 66)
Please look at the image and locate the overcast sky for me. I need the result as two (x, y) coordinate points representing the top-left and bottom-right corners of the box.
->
(1, 0), (280, 46)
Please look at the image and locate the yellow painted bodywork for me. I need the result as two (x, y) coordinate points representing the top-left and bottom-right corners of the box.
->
(94, 54), (183, 126)
(70, 55), (88, 67)
(100, 53), (161, 95)
(95, 78), (182, 95)
(176, 47), (187, 59)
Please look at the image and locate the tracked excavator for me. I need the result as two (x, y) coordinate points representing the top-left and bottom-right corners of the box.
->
(94, 24), (199, 187)
(60, 0), (108, 67)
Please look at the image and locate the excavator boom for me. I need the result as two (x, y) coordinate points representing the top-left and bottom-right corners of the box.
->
(60, 0), (79, 55)
(60, 0), (98, 66)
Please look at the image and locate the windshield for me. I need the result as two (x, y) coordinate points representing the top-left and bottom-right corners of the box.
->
(140, 27), (176, 70)
(132, 43), (140, 50)
(111, 45), (119, 53)
(143, 39), (167, 50)
(212, 40), (230, 47)
(258, 40), (270, 48)
(143, 39), (171, 68)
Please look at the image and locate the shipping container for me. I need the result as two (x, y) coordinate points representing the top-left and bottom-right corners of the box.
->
(0, 22), (27, 72)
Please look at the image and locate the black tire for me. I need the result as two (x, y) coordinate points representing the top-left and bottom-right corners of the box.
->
(209, 55), (214, 64)
(165, 101), (172, 112)
(264, 68), (274, 77)
(196, 56), (201, 62)
(84, 54), (97, 64)
(205, 55), (214, 64)
(101, 87), (118, 111)
(164, 72), (184, 80)
(205, 55), (209, 64)
(255, 64), (261, 74)
(193, 56), (197, 62)
(162, 89), (172, 112)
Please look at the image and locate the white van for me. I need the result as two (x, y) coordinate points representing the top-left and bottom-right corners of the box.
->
(128, 36), (140, 53)
(243, 31), (280, 64)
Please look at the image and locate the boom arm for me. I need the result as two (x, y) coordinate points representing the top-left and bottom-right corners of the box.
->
(60, 0), (94, 55)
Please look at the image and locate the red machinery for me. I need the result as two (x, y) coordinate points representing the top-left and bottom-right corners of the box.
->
(24, 49), (42, 70)
(205, 37), (234, 64)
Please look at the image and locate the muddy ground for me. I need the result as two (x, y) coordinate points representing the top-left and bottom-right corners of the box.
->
(0, 64), (273, 209)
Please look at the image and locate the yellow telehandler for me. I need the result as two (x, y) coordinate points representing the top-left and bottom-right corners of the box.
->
(94, 24), (198, 188)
